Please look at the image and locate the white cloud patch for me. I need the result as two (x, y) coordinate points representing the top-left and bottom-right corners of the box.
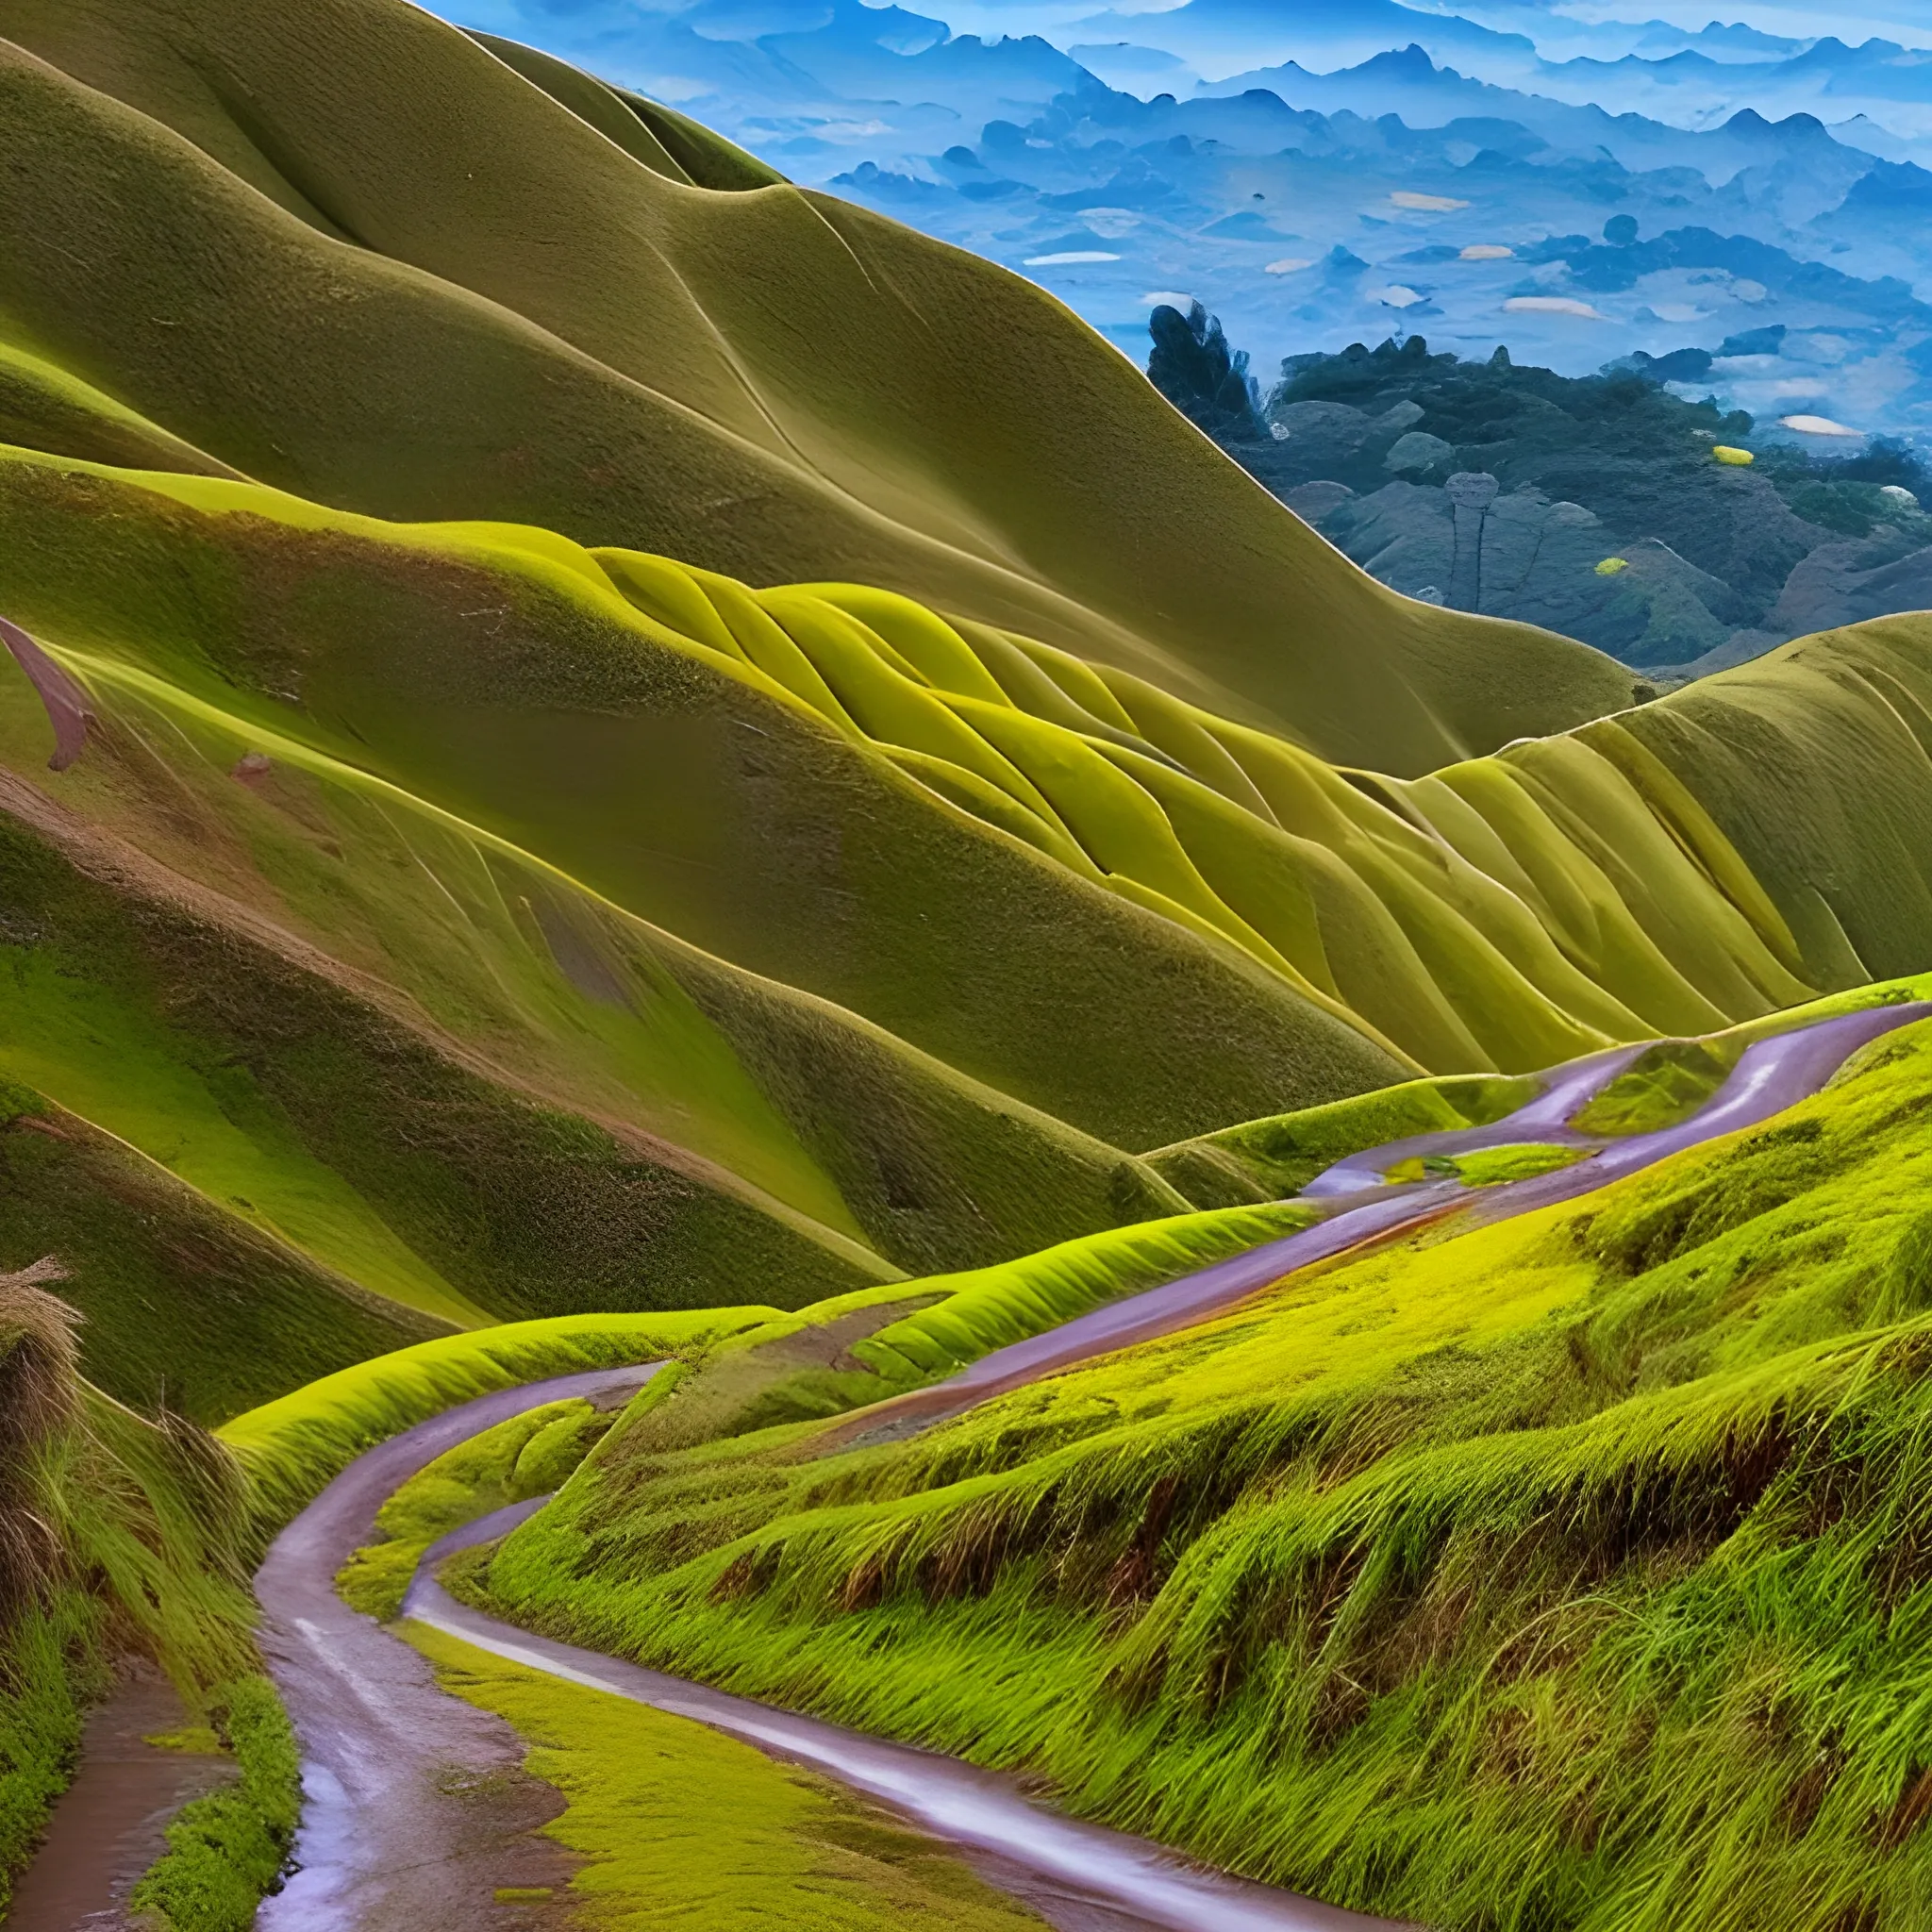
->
(1504, 295), (1604, 319)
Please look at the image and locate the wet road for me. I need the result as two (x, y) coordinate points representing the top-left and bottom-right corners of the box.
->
(252, 1364), (662, 1932)
(839, 1001), (1931, 1440)
(403, 1495), (1406, 1932)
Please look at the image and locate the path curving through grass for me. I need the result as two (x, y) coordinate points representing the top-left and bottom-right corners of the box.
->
(232, 998), (1932, 1929)
(824, 1001), (1932, 1444)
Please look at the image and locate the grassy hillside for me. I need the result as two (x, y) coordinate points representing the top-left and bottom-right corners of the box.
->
(4, 10), (1932, 1927)
(0, 0), (1643, 774)
(0, 4), (1918, 1431)
(0, 419), (1927, 1415)
(475, 989), (1932, 1932)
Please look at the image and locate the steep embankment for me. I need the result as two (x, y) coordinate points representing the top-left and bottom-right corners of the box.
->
(0, 1266), (264, 1920)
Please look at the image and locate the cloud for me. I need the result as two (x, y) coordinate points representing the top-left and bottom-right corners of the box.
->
(1024, 251), (1120, 265)
(1780, 413), (1861, 437)
(1504, 295), (1604, 318)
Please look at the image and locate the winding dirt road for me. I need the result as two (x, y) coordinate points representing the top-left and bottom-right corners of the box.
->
(252, 1364), (662, 1932)
(247, 1000), (1927, 1930)
(839, 1002), (1931, 1441)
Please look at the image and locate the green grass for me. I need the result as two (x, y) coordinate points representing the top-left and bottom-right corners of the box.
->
(1394, 1141), (1590, 1185)
(468, 1015), (1932, 1932)
(128, 1675), (300, 1932)
(337, 1396), (609, 1621)
(0, 1077), (446, 1423)
(1149, 1071), (1539, 1204)
(1572, 1038), (1735, 1135)
(0, 1321), (263, 1912)
(573, 1202), (1327, 1466)
(405, 1623), (1052, 1928)
(218, 1309), (775, 1541)
(0, 433), (1869, 1127)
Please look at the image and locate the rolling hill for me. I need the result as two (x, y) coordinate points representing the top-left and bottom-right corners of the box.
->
(0, 0), (1636, 771)
(0, 0), (1927, 1421)
(5, 6), (1932, 1930)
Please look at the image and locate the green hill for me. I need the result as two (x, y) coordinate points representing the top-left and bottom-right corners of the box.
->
(0, 0), (1924, 1425)
(3, 426), (1929, 1412)
(3, 6), (1932, 1928)
(0, 0), (1639, 774)
(477, 990), (1932, 1932)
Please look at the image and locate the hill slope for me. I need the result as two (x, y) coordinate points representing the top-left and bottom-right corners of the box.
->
(479, 991), (1932, 1932)
(0, 0), (1640, 773)
(2, 425), (1929, 1417)
(0, 1), (1927, 1419)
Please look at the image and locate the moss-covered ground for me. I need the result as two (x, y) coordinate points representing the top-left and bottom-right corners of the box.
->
(406, 1624), (1051, 1928)
(464, 1013), (1932, 1931)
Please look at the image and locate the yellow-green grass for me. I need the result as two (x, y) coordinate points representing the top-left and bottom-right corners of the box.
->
(845, 1201), (1322, 1384)
(0, 0), (1639, 774)
(1148, 1071), (1539, 1205)
(1614, 630), (1932, 989)
(1418, 1141), (1588, 1185)
(475, 1017), (1932, 1931)
(576, 1202), (1331, 1468)
(0, 443), (1386, 1198)
(1457, 1141), (1577, 1185)
(337, 1396), (610, 1622)
(0, 1076), (445, 1422)
(0, 445), (1839, 1093)
(406, 1624), (1052, 1929)
(218, 1310), (774, 1539)
(1163, 974), (1932, 1209)
(0, 1325), (264, 1912)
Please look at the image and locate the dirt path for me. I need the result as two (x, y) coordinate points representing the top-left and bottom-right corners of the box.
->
(5, 1663), (237, 1930)
(252, 1364), (663, 1932)
(835, 1002), (1930, 1441)
(253, 1368), (1378, 1931)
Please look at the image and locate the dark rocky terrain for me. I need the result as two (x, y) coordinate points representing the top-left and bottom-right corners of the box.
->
(1150, 300), (1932, 674)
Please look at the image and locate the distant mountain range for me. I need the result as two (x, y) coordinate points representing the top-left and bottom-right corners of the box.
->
(436, 0), (1932, 443)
